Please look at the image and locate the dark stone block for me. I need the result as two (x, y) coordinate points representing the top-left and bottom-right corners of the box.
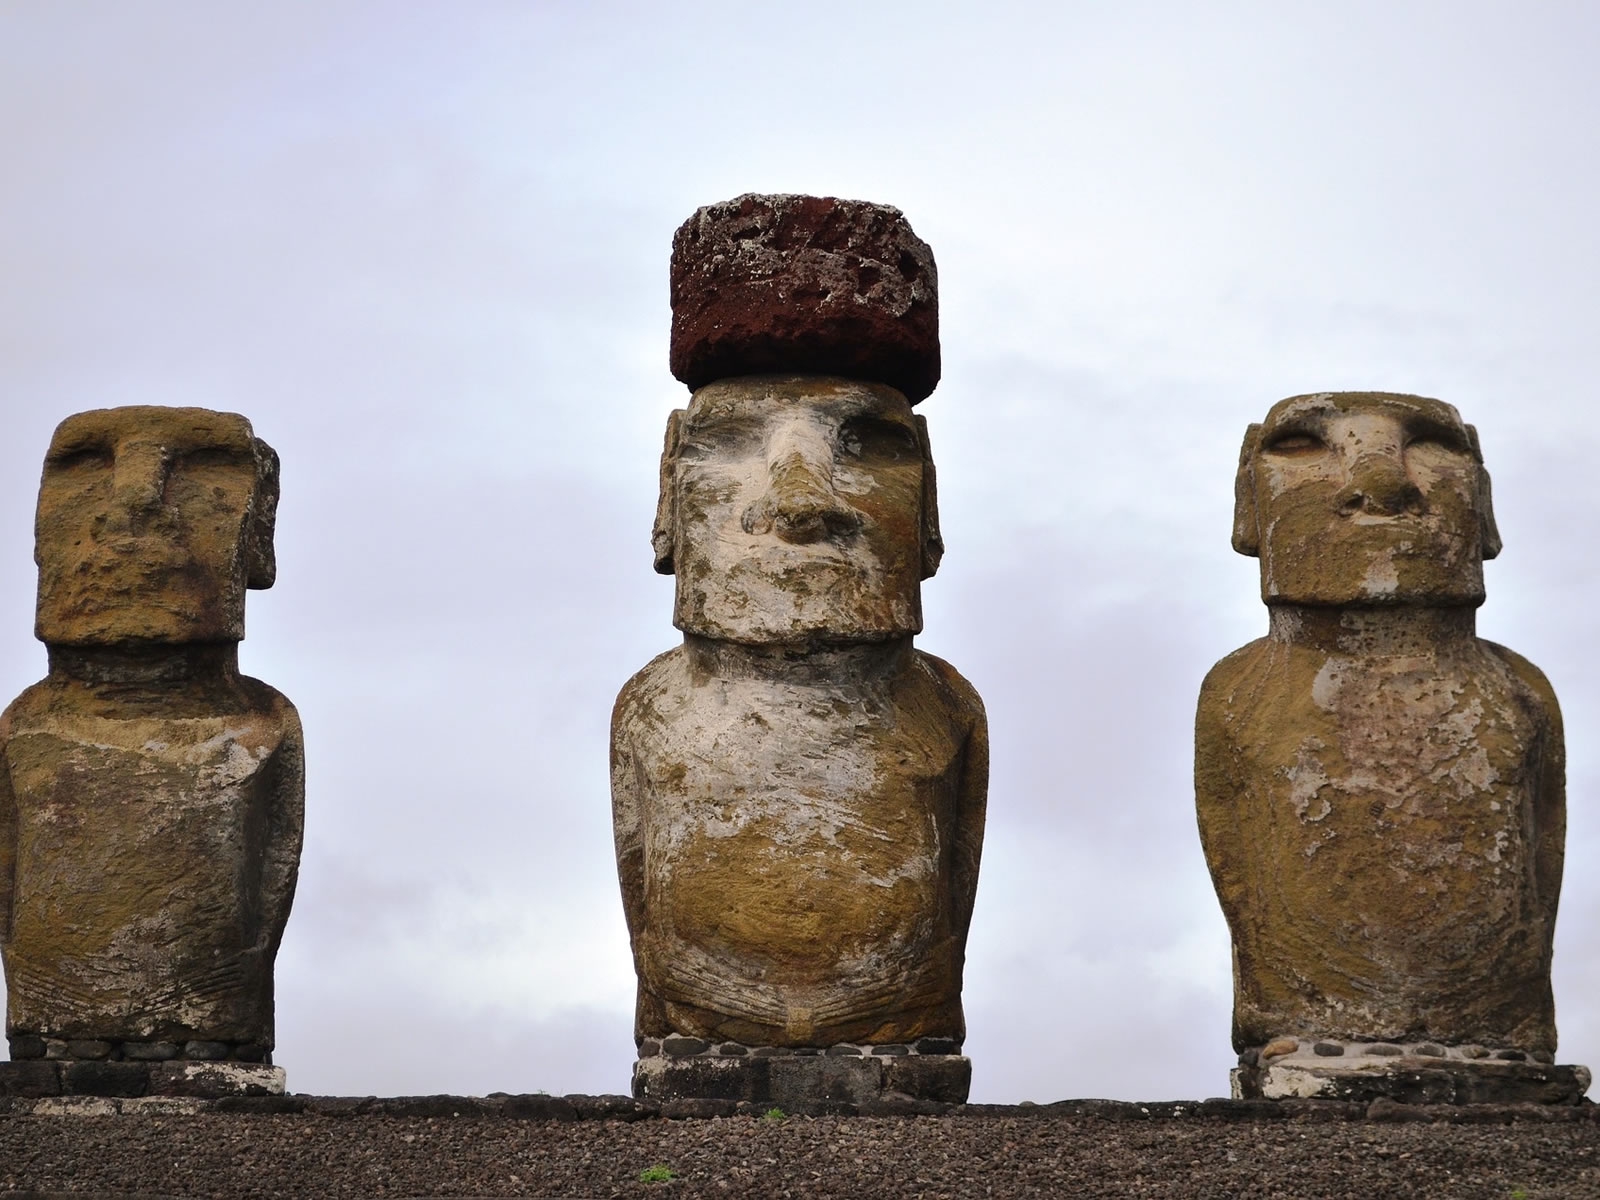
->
(564, 1093), (651, 1121)
(184, 1041), (230, 1061)
(1368, 1044), (1403, 1056)
(1237, 1048), (1260, 1067)
(660, 1097), (738, 1119)
(669, 194), (941, 402)
(64, 1061), (150, 1097)
(637, 1038), (661, 1057)
(372, 1095), (495, 1118)
(0, 1061), (62, 1097)
(883, 1055), (971, 1104)
(500, 1094), (579, 1121)
(1414, 1043), (1447, 1057)
(303, 1096), (375, 1117)
(8, 1034), (47, 1060)
(716, 1043), (748, 1057)
(872, 1044), (910, 1057)
(147, 1062), (280, 1098)
(1495, 1049), (1528, 1061)
(123, 1041), (180, 1061)
(210, 1094), (307, 1114)
(825, 1044), (863, 1056)
(858, 1096), (951, 1117)
(914, 1037), (960, 1056)
(65, 1039), (113, 1060)
(234, 1043), (269, 1063)
(1313, 1042), (1345, 1056)
(749, 1046), (784, 1058)
(661, 1036), (709, 1057)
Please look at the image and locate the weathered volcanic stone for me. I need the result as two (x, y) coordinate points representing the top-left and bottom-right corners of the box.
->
(669, 194), (940, 402)
(632, 1053), (971, 1106)
(1198, 393), (1576, 1094)
(615, 210), (984, 1099)
(1, 408), (302, 1061)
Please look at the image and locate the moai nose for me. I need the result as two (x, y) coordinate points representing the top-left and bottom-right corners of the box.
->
(104, 444), (168, 533)
(1335, 453), (1424, 517)
(743, 448), (863, 544)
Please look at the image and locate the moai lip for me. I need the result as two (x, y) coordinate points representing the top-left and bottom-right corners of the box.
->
(1196, 391), (1581, 1103)
(669, 194), (940, 402)
(1, 407), (303, 1096)
(614, 197), (986, 1104)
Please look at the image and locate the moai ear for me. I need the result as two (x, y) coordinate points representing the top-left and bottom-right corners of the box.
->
(246, 438), (280, 590)
(1465, 424), (1502, 560)
(651, 410), (686, 575)
(1231, 423), (1263, 557)
(916, 414), (944, 579)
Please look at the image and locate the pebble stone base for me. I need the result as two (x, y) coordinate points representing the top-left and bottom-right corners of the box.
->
(1232, 1038), (1591, 1105)
(632, 1036), (971, 1106)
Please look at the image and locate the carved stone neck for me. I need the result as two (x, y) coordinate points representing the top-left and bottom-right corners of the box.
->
(1267, 604), (1478, 657)
(684, 633), (913, 686)
(46, 643), (244, 702)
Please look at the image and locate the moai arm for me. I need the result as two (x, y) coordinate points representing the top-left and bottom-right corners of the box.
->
(0, 718), (14, 949)
(952, 693), (989, 942)
(1194, 651), (1254, 958)
(257, 697), (306, 958)
(1492, 644), (1567, 932)
(609, 686), (648, 952)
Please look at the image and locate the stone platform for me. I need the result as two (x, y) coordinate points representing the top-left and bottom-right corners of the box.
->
(1, 1059), (285, 1100)
(633, 1036), (970, 1106)
(1233, 1038), (1589, 1105)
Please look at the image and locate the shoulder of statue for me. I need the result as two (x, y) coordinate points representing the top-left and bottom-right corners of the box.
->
(1478, 639), (1562, 720)
(910, 649), (985, 722)
(0, 678), (61, 740)
(235, 676), (302, 725)
(1199, 638), (1270, 698)
(613, 645), (689, 721)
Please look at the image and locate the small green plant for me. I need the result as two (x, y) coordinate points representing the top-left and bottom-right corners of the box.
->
(1510, 1189), (1529, 1200)
(639, 1164), (676, 1184)
(762, 1106), (786, 1121)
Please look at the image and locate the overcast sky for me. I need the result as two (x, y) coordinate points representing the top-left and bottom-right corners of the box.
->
(2, 1), (1598, 1102)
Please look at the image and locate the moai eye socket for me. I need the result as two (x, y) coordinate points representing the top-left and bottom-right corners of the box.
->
(1263, 431), (1324, 455)
(838, 416), (919, 463)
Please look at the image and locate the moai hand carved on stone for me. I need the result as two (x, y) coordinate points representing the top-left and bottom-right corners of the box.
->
(613, 196), (986, 1103)
(0, 407), (302, 1088)
(1197, 392), (1584, 1104)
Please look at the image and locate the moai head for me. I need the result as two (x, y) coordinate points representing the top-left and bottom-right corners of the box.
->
(652, 194), (944, 644)
(1231, 392), (1501, 607)
(34, 406), (280, 646)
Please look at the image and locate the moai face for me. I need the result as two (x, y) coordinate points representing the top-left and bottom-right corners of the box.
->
(653, 375), (942, 645)
(1232, 392), (1500, 607)
(34, 407), (279, 646)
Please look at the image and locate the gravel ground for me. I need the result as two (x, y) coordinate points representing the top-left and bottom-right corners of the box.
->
(2, 1106), (1599, 1199)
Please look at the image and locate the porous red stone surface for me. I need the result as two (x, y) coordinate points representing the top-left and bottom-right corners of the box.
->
(669, 194), (940, 402)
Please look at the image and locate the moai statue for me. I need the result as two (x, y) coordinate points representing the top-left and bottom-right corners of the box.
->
(1197, 391), (1587, 1104)
(613, 195), (988, 1107)
(0, 407), (303, 1100)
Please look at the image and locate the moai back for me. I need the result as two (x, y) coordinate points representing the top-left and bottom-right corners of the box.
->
(0, 407), (302, 1096)
(1196, 392), (1585, 1104)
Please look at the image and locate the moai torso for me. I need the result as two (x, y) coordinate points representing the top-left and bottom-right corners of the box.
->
(614, 196), (987, 1052)
(1197, 393), (1563, 1055)
(615, 641), (983, 1045)
(0, 407), (303, 1056)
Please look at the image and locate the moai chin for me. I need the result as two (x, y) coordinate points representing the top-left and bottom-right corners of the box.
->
(0, 407), (303, 1096)
(614, 195), (988, 1107)
(1197, 392), (1587, 1104)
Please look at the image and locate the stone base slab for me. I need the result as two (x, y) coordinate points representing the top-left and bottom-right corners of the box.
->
(1234, 1056), (1590, 1105)
(633, 1052), (971, 1105)
(1, 1059), (285, 1100)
